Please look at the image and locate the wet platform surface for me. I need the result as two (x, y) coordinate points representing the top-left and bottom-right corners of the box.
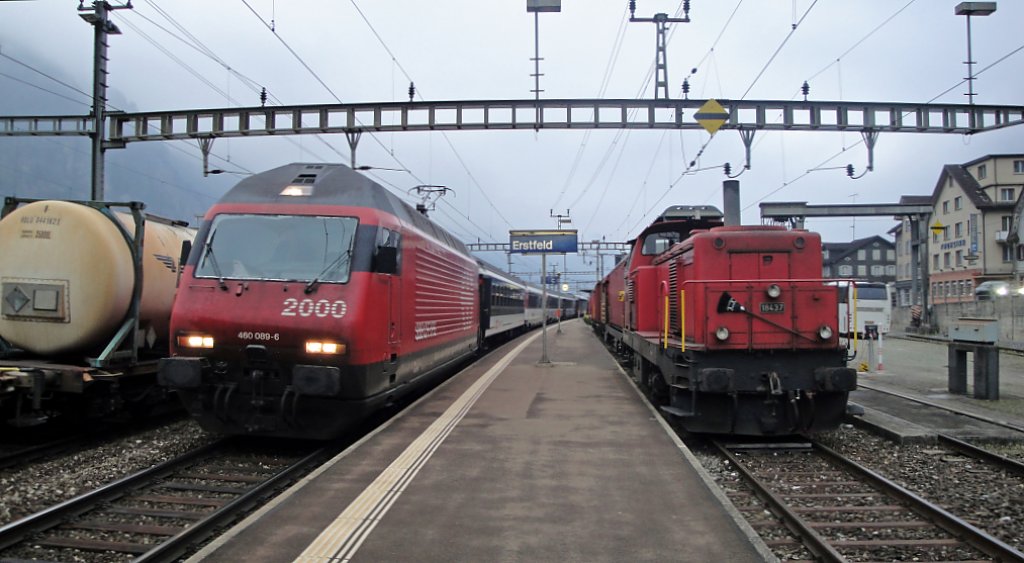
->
(848, 336), (1024, 442)
(189, 320), (769, 562)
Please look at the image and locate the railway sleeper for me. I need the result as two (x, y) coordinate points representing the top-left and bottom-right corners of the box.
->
(36, 537), (152, 555)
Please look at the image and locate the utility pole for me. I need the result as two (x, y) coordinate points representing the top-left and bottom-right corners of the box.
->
(79, 1), (132, 201)
(629, 1), (690, 100)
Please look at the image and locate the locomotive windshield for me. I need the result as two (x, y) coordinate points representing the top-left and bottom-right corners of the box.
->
(195, 214), (358, 283)
(641, 231), (682, 255)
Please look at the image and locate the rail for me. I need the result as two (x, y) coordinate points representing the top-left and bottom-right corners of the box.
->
(713, 439), (1024, 561)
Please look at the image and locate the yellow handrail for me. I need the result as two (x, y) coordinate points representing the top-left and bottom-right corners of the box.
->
(663, 294), (669, 349)
(680, 290), (686, 352)
(852, 283), (858, 353)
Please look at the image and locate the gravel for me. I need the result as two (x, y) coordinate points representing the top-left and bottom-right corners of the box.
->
(694, 425), (1024, 560)
(816, 426), (1024, 553)
(0, 419), (216, 526)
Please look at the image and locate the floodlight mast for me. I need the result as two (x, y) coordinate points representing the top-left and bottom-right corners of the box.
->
(527, 1), (561, 129)
(955, 2), (997, 106)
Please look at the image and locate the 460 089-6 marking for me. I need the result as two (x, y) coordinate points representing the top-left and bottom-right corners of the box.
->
(281, 298), (348, 319)
(238, 331), (280, 341)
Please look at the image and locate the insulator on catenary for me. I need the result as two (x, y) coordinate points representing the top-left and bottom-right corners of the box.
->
(408, 82), (415, 102)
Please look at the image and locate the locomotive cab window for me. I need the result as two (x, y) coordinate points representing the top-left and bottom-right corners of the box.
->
(195, 214), (358, 283)
(374, 227), (402, 275)
(641, 231), (681, 255)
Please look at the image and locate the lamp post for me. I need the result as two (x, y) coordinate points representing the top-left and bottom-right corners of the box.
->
(526, 1), (561, 129)
(955, 2), (997, 105)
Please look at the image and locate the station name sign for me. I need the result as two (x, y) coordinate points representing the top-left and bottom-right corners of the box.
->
(509, 230), (578, 254)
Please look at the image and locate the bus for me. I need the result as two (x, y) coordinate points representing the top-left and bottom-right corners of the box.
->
(833, 280), (892, 338)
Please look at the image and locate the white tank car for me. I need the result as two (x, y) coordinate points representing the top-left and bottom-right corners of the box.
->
(0, 200), (196, 356)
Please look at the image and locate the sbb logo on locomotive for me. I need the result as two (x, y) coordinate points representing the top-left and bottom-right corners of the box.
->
(281, 298), (349, 319)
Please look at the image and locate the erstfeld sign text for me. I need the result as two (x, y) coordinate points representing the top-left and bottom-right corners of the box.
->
(509, 230), (578, 254)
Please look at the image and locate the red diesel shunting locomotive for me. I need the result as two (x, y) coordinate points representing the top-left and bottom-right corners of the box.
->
(592, 206), (856, 435)
(159, 163), (479, 439)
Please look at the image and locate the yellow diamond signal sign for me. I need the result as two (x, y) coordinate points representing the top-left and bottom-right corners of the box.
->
(694, 99), (730, 135)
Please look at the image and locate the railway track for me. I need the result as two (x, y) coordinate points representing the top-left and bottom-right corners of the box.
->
(936, 433), (1024, 476)
(713, 439), (1024, 562)
(0, 435), (84, 470)
(0, 412), (189, 470)
(0, 438), (331, 562)
(857, 382), (1024, 435)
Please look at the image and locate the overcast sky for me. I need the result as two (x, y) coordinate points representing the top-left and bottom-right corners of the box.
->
(2, 0), (1022, 288)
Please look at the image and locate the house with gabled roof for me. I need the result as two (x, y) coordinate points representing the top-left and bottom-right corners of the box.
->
(822, 235), (895, 284)
(926, 154), (1024, 304)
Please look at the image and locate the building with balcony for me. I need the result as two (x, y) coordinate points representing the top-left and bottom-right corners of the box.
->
(926, 154), (1024, 304)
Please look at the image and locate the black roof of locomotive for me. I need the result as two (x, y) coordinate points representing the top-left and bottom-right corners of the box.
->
(217, 163), (470, 253)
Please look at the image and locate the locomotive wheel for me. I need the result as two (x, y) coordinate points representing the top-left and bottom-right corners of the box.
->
(631, 352), (645, 385)
(648, 372), (669, 406)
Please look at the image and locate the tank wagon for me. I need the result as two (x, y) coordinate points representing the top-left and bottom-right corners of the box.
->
(0, 198), (195, 426)
(159, 163), (578, 440)
(591, 206), (855, 435)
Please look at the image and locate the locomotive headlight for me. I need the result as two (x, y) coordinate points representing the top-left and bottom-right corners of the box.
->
(766, 284), (782, 299)
(715, 327), (730, 341)
(818, 325), (834, 340)
(305, 340), (346, 355)
(178, 334), (214, 349)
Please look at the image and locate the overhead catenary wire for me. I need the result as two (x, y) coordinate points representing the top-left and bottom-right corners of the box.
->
(578, 0), (765, 238)
(738, 0), (819, 101)
(745, 39), (1024, 212)
(557, 1), (697, 228)
(549, 3), (631, 211)
(346, 0), (514, 231)
(1, 27), (262, 177)
(742, 0), (922, 188)
(123, 3), (348, 165)
(232, 1), (506, 242)
(239, 0), (343, 105)
(0, 52), (100, 107)
(801, 0), (917, 87)
(0, 48), (251, 195)
(0, 70), (91, 108)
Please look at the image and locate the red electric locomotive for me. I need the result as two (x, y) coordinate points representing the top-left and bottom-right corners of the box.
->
(159, 163), (479, 439)
(593, 206), (855, 435)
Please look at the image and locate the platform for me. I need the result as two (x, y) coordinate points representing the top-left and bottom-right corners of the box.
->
(188, 320), (770, 562)
(847, 335), (1024, 442)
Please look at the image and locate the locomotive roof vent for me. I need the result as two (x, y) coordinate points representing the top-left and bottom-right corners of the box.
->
(657, 205), (723, 222)
(280, 173), (319, 197)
